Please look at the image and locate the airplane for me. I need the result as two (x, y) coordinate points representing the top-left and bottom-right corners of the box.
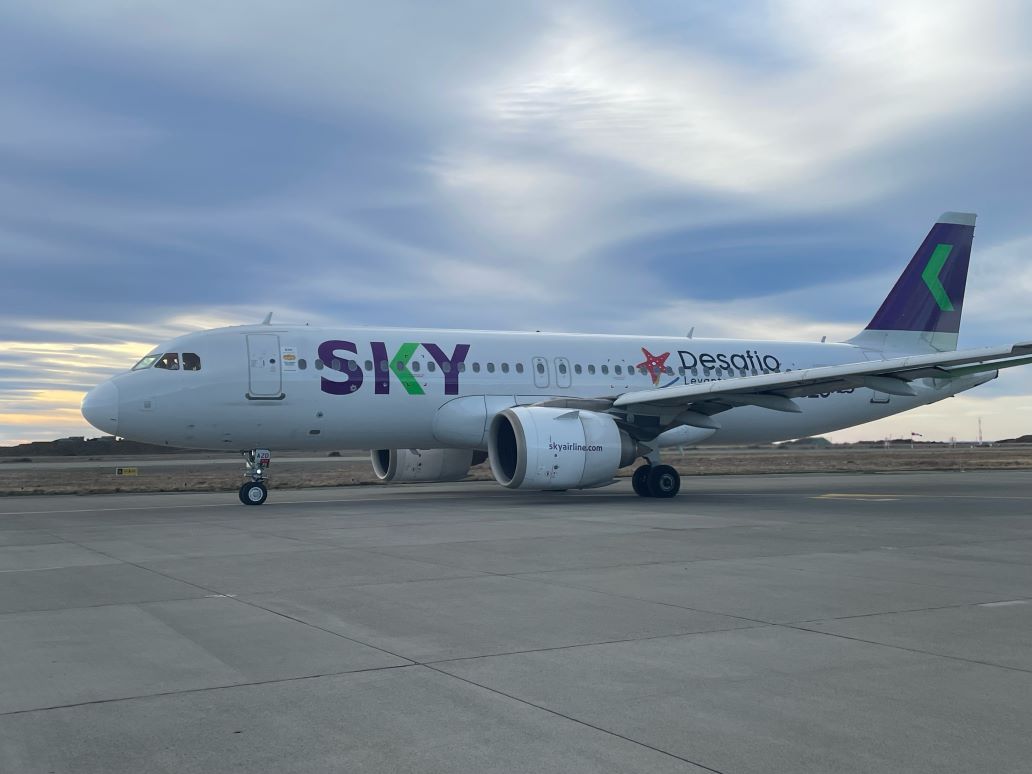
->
(82, 212), (1032, 505)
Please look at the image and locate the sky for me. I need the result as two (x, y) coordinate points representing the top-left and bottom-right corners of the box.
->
(1, 0), (1031, 446)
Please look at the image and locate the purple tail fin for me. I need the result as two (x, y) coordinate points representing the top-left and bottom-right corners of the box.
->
(864, 212), (976, 335)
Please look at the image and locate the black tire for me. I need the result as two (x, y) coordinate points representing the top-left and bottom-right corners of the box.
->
(239, 482), (268, 506)
(647, 465), (680, 498)
(632, 465), (652, 497)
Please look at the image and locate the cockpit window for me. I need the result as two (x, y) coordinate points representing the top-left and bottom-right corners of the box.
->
(154, 352), (180, 370)
(131, 354), (160, 371)
(183, 352), (201, 371)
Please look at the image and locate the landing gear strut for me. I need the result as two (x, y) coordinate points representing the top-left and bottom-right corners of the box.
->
(239, 449), (271, 505)
(632, 463), (681, 498)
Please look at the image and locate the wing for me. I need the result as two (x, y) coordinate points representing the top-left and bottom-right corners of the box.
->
(607, 342), (1032, 430)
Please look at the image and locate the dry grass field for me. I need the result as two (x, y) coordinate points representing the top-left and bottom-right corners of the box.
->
(1, 445), (1030, 496)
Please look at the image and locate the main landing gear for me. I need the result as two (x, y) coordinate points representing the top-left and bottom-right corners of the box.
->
(631, 463), (681, 498)
(239, 449), (271, 505)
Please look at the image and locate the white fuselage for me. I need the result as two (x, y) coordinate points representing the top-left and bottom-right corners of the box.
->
(92, 324), (990, 451)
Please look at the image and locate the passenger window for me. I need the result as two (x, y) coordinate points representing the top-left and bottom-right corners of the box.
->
(516, 363), (524, 374)
(332, 359), (341, 370)
(379, 360), (388, 371)
(664, 366), (673, 375)
(428, 361), (436, 372)
(501, 363), (510, 374)
(365, 360), (373, 371)
(458, 362), (466, 372)
(615, 365), (622, 376)
(183, 353), (201, 371)
(678, 366), (685, 375)
(442, 362), (451, 373)
(601, 365), (609, 375)
(315, 359), (324, 370)
(558, 362), (567, 375)
(574, 364), (582, 375)
(536, 362), (545, 374)
(412, 361), (420, 372)
(155, 352), (180, 370)
(588, 365), (596, 375)
(473, 362), (481, 373)
(487, 362), (495, 373)
(298, 359), (307, 370)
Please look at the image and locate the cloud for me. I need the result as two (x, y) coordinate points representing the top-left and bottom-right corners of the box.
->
(472, 0), (1031, 207)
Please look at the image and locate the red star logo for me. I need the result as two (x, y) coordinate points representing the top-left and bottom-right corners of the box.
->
(637, 347), (670, 386)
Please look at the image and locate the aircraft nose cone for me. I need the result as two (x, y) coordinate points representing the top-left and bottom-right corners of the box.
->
(82, 381), (119, 435)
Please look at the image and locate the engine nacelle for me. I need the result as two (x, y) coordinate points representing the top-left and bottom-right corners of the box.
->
(488, 407), (638, 490)
(371, 448), (478, 483)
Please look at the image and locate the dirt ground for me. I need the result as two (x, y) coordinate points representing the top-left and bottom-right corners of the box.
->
(1, 445), (1030, 496)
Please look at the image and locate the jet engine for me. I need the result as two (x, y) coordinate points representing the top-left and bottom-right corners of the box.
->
(488, 407), (638, 490)
(371, 448), (482, 483)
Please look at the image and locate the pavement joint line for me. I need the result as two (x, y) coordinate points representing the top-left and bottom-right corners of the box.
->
(224, 568), (490, 598)
(789, 596), (1032, 624)
(0, 662), (416, 719)
(0, 654), (727, 773)
(733, 558), (1032, 596)
(23, 532), (1031, 681)
(15, 517), (1029, 627)
(226, 517), (642, 544)
(498, 571), (781, 628)
(477, 569), (1032, 676)
(420, 663), (728, 774)
(226, 594), (419, 665)
(44, 533), (421, 666)
(354, 545), (741, 582)
(505, 565), (1032, 668)
(778, 623), (1032, 675)
(28, 534), (401, 573)
(419, 623), (774, 668)
(0, 593), (214, 618)
(790, 601), (1001, 623)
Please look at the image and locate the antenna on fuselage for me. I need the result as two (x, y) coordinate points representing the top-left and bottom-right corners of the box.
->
(686, 327), (694, 339)
(261, 312), (273, 325)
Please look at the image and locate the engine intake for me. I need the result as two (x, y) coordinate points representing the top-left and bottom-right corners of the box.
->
(371, 448), (477, 483)
(488, 407), (638, 490)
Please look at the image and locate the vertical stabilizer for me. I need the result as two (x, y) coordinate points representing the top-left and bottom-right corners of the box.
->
(848, 212), (975, 353)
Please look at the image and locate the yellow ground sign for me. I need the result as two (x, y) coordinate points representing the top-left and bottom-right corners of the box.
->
(114, 467), (138, 476)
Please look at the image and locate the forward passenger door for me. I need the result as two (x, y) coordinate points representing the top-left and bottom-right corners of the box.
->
(247, 334), (283, 397)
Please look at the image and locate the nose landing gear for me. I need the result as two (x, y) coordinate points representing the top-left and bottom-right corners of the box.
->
(239, 449), (271, 505)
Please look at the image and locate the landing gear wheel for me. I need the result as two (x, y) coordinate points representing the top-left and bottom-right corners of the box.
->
(239, 482), (268, 506)
(647, 465), (680, 498)
(632, 465), (653, 497)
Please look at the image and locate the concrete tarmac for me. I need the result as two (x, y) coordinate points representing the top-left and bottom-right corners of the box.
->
(1, 471), (1030, 773)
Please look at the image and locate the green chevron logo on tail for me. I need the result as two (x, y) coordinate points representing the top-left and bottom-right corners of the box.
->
(921, 243), (954, 311)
